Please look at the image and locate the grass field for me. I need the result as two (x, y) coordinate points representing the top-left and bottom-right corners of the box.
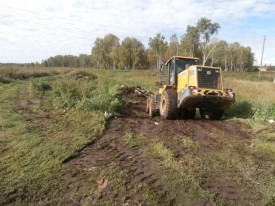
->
(0, 67), (275, 205)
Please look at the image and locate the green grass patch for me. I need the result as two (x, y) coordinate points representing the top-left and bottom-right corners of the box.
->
(0, 70), (109, 205)
(122, 132), (145, 148)
(178, 135), (200, 150)
(33, 81), (52, 92)
(225, 100), (275, 120)
(147, 141), (209, 202)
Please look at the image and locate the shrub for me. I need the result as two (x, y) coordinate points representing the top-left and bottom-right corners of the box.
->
(71, 71), (97, 81)
(0, 77), (12, 84)
(225, 100), (275, 120)
(225, 100), (253, 118)
(252, 103), (275, 120)
(51, 77), (97, 109)
(34, 81), (52, 92)
(50, 73), (122, 113)
(79, 80), (121, 113)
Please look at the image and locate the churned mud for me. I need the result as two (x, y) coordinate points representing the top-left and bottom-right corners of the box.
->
(63, 87), (257, 206)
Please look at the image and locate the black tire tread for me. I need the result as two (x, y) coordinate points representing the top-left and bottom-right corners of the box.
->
(160, 89), (177, 119)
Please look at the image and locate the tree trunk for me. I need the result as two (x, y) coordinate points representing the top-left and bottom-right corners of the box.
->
(113, 61), (116, 70)
(211, 57), (214, 67)
(203, 54), (206, 66)
(224, 55), (227, 71)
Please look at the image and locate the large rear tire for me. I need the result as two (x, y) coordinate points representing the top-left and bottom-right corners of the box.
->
(159, 89), (178, 119)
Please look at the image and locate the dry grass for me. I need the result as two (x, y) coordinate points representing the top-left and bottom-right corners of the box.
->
(224, 78), (275, 103)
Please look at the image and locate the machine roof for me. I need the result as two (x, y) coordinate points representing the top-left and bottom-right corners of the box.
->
(165, 56), (200, 66)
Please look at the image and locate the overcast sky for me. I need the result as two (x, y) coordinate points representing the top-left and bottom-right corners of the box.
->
(1, 0), (275, 65)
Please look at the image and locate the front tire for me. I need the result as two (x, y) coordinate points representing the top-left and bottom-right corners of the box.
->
(159, 89), (177, 119)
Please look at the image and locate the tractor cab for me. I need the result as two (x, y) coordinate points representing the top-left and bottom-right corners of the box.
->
(165, 56), (199, 85)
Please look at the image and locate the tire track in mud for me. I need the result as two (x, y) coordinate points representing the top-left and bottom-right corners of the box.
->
(64, 87), (253, 206)
(67, 117), (176, 205)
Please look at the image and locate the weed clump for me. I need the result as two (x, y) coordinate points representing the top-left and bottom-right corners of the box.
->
(225, 100), (275, 120)
(0, 76), (12, 84)
(51, 73), (121, 113)
(34, 81), (52, 92)
(225, 100), (253, 118)
(71, 71), (97, 81)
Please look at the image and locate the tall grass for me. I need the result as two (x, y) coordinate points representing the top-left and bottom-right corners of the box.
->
(224, 71), (275, 82)
(224, 78), (275, 103)
(51, 71), (121, 113)
(224, 78), (275, 120)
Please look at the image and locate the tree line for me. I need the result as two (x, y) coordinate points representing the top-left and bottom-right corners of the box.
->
(41, 17), (255, 71)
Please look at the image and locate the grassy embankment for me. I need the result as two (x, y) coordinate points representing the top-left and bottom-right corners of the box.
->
(0, 67), (275, 205)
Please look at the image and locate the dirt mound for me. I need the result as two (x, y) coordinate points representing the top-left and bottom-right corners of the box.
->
(118, 86), (148, 118)
(63, 87), (254, 205)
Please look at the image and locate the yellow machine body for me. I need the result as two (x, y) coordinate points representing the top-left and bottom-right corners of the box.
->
(149, 56), (235, 119)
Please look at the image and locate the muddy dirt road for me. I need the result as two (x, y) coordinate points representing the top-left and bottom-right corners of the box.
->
(63, 87), (268, 206)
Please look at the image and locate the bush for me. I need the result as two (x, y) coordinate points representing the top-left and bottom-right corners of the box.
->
(252, 103), (275, 120)
(0, 77), (12, 84)
(51, 77), (97, 109)
(225, 100), (253, 118)
(34, 81), (52, 92)
(79, 80), (121, 113)
(71, 71), (97, 81)
(225, 100), (275, 120)
(51, 72), (122, 113)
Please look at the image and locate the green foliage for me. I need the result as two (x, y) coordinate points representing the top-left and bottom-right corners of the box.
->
(119, 37), (146, 69)
(149, 142), (175, 167)
(34, 81), (52, 92)
(265, 196), (275, 206)
(79, 79), (121, 113)
(148, 141), (209, 201)
(225, 100), (253, 118)
(10, 71), (56, 80)
(148, 33), (168, 66)
(0, 71), (106, 206)
(41, 54), (93, 68)
(71, 70), (97, 80)
(0, 76), (12, 84)
(252, 103), (275, 120)
(180, 26), (200, 57)
(51, 72), (121, 113)
(51, 76), (97, 109)
(123, 132), (144, 147)
(91, 34), (120, 69)
(165, 34), (179, 59)
(226, 100), (275, 120)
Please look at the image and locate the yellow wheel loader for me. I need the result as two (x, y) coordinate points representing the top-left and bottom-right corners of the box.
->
(146, 56), (235, 120)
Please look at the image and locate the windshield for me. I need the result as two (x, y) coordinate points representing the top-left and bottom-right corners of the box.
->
(175, 58), (198, 73)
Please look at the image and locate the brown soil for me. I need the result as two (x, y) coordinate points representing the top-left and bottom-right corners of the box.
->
(62, 87), (255, 206)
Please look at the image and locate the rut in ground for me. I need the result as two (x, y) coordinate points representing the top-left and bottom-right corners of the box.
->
(63, 87), (254, 206)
